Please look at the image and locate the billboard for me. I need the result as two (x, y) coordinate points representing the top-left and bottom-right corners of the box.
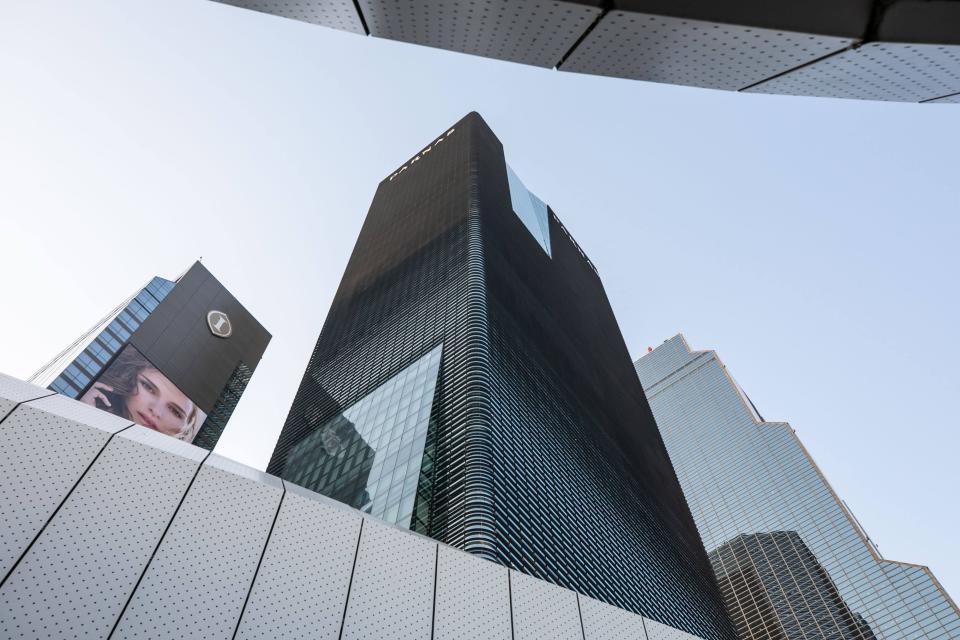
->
(79, 344), (207, 443)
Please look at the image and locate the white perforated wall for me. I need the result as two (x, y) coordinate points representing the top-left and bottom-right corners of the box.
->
(359, 0), (600, 68)
(0, 372), (51, 420)
(235, 483), (362, 640)
(112, 454), (284, 640)
(561, 11), (852, 91)
(340, 520), (437, 640)
(581, 594), (648, 640)
(434, 545), (512, 640)
(215, 0), (365, 34)
(510, 569), (585, 640)
(0, 399), (129, 580)
(746, 42), (960, 102)
(0, 427), (205, 639)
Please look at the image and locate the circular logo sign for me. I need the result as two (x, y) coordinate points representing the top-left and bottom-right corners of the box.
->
(207, 310), (232, 339)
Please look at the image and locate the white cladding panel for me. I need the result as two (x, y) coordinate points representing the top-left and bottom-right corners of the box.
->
(0, 427), (204, 639)
(560, 11), (851, 91)
(235, 484), (362, 640)
(359, 0), (600, 68)
(746, 42), (960, 102)
(340, 520), (437, 640)
(112, 455), (283, 640)
(510, 569), (585, 640)
(215, 0), (366, 33)
(0, 372), (51, 419)
(0, 378), (712, 640)
(581, 594), (648, 640)
(0, 402), (128, 580)
(434, 545), (512, 640)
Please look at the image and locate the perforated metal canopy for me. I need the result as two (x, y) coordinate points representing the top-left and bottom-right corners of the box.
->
(210, 0), (960, 103)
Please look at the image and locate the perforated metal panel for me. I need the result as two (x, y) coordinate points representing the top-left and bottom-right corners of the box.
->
(112, 453), (283, 640)
(27, 391), (135, 431)
(358, 0), (600, 68)
(510, 569), (584, 640)
(746, 42), (960, 101)
(214, 0), (366, 34)
(928, 91), (960, 103)
(434, 545), (511, 640)
(340, 519), (436, 640)
(0, 427), (205, 639)
(0, 372), (52, 420)
(580, 594), (648, 640)
(645, 616), (705, 640)
(0, 400), (130, 580)
(560, 11), (852, 90)
(235, 482), (362, 640)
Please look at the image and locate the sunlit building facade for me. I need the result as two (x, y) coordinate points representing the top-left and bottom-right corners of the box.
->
(636, 335), (960, 640)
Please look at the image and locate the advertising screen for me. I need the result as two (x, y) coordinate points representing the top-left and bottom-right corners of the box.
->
(79, 344), (207, 443)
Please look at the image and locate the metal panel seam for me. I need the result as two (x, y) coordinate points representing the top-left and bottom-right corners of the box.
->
(106, 448), (212, 640)
(231, 481), (288, 640)
(337, 517), (365, 640)
(0, 420), (134, 589)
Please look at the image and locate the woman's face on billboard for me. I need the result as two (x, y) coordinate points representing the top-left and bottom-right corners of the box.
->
(126, 368), (195, 437)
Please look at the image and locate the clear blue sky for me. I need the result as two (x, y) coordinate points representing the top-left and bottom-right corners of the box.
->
(2, 0), (958, 601)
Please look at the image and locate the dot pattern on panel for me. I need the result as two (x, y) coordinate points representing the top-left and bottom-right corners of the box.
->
(235, 490), (363, 640)
(111, 464), (282, 640)
(580, 594), (649, 640)
(0, 436), (201, 639)
(509, 570), (584, 640)
(928, 91), (960, 103)
(215, 0), (366, 33)
(340, 521), (436, 640)
(561, 11), (851, 90)
(0, 372), (50, 417)
(645, 616), (705, 640)
(358, 0), (600, 68)
(0, 405), (111, 578)
(434, 545), (512, 640)
(747, 42), (960, 102)
(28, 393), (132, 432)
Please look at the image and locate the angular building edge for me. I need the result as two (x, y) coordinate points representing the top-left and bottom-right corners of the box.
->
(636, 334), (960, 638)
(0, 371), (710, 640)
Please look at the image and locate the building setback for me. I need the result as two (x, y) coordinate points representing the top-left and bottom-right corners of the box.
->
(267, 112), (734, 639)
(636, 335), (960, 640)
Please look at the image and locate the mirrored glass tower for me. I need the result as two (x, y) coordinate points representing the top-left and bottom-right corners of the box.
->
(267, 113), (734, 639)
(636, 335), (960, 640)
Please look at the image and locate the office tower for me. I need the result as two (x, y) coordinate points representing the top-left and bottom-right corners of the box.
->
(636, 335), (960, 640)
(30, 261), (271, 449)
(267, 112), (734, 639)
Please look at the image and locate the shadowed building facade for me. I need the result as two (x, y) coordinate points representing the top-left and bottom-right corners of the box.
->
(267, 113), (734, 639)
(636, 335), (960, 640)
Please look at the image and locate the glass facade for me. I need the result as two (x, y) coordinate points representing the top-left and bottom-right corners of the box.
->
(270, 114), (734, 640)
(506, 163), (551, 256)
(636, 335), (960, 640)
(283, 345), (442, 528)
(47, 277), (176, 398)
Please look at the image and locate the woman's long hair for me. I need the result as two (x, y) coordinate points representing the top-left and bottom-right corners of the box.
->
(97, 347), (200, 441)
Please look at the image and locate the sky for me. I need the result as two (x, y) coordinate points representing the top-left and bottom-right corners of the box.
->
(2, 0), (958, 602)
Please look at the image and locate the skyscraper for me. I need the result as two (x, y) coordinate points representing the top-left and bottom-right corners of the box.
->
(267, 112), (734, 639)
(636, 335), (960, 640)
(30, 261), (271, 450)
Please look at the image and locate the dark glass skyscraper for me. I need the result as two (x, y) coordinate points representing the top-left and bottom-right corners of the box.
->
(268, 113), (734, 639)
